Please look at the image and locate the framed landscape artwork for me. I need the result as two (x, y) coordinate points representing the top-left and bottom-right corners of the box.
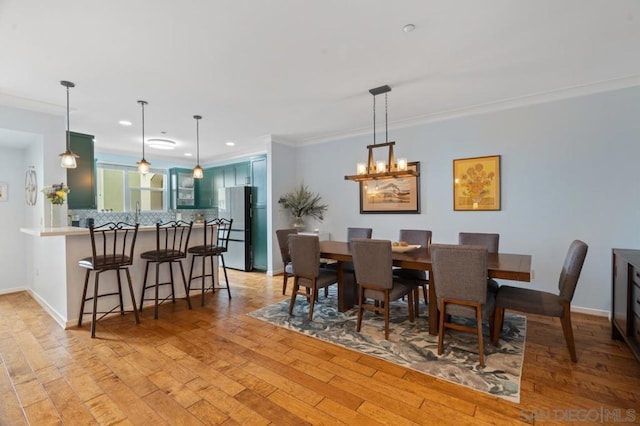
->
(360, 162), (420, 214)
(453, 155), (501, 211)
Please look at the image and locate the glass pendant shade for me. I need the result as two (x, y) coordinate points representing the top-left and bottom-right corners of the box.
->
(59, 81), (78, 168)
(192, 114), (203, 179)
(137, 100), (150, 174)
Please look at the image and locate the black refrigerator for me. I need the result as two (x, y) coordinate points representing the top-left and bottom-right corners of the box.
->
(218, 186), (253, 271)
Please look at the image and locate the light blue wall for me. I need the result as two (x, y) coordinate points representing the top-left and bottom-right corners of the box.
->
(291, 86), (640, 314)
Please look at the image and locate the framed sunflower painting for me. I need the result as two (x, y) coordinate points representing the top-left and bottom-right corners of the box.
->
(453, 155), (501, 211)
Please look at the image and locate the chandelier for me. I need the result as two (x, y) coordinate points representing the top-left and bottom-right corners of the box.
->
(344, 85), (419, 182)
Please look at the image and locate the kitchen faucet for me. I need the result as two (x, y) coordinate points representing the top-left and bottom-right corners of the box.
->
(134, 201), (140, 224)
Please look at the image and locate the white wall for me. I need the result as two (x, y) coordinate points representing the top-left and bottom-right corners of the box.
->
(292, 86), (640, 314)
(0, 147), (27, 293)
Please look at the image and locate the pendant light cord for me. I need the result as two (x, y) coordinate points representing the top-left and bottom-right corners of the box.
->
(66, 84), (71, 150)
(196, 117), (200, 164)
(139, 100), (146, 160)
(372, 93), (376, 146)
(385, 92), (388, 143)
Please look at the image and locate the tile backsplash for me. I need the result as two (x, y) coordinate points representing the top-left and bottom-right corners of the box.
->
(68, 209), (219, 227)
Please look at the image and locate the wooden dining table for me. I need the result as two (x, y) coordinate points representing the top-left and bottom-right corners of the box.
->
(319, 240), (532, 335)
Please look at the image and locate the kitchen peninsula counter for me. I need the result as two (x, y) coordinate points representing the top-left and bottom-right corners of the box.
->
(20, 224), (212, 329)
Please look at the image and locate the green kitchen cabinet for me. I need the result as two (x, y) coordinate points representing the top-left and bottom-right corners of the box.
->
(170, 168), (214, 209)
(67, 131), (96, 209)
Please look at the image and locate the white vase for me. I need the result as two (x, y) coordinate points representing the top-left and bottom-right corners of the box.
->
(49, 203), (65, 228)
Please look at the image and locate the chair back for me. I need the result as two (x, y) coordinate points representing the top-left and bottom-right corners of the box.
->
(351, 239), (393, 290)
(399, 229), (432, 247)
(431, 244), (488, 304)
(458, 232), (499, 253)
(558, 240), (588, 302)
(202, 220), (219, 249)
(212, 218), (233, 252)
(155, 220), (193, 258)
(89, 222), (139, 269)
(276, 228), (298, 264)
(347, 227), (372, 241)
(289, 234), (320, 278)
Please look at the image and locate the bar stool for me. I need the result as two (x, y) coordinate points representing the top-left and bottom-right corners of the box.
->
(139, 220), (193, 319)
(187, 218), (233, 304)
(78, 222), (140, 338)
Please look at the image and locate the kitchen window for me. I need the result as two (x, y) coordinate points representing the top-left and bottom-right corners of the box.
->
(97, 163), (167, 212)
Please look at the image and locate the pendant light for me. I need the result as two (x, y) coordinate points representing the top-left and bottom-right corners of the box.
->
(136, 100), (150, 174)
(192, 115), (204, 179)
(344, 85), (419, 182)
(59, 80), (79, 168)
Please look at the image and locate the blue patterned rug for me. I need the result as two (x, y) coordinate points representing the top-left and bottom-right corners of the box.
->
(247, 288), (526, 403)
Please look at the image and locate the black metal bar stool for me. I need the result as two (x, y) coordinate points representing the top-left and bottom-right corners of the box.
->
(78, 222), (140, 338)
(139, 220), (193, 319)
(187, 218), (233, 304)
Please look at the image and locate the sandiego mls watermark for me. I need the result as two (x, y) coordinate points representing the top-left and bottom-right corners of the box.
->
(520, 407), (636, 423)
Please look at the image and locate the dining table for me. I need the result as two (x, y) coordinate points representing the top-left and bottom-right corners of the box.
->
(319, 240), (532, 335)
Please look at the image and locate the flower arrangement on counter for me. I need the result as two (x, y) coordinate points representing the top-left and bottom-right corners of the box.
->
(42, 182), (70, 205)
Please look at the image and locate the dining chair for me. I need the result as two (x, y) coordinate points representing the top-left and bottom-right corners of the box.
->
(288, 234), (338, 320)
(276, 228), (298, 295)
(78, 222), (140, 338)
(394, 229), (432, 316)
(492, 240), (588, 362)
(458, 232), (500, 293)
(139, 220), (193, 319)
(351, 238), (415, 340)
(186, 220), (219, 306)
(431, 243), (493, 366)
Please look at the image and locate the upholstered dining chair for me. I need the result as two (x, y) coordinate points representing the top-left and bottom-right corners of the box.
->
(351, 238), (415, 340)
(431, 243), (493, 366)
(288, 235), (338, 320)
(394, 229), (432, 316)
(458, 232), (500, 293)
(186, 218), (233, 305)
(276, 228), (298, 295)
(78, 222), (140, 338)
(139, 220), (193, 319)
(492, 240), (588, 362)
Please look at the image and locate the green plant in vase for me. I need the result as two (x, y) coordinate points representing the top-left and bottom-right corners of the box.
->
(278, 184), (328, 231)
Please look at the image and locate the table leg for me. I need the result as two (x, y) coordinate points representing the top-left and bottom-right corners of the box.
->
(336, 261), (357, 312)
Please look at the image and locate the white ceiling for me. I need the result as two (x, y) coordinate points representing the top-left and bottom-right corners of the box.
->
(1, 0), (639, 163)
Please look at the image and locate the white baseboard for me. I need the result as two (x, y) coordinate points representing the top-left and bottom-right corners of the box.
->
(0, 286), (27, 295)
(26, 289), (68, 329)
(572, 305), (610, 318)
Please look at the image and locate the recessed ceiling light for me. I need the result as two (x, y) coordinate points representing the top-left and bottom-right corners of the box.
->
(225, 141), (235, 146)
(403, 24), (415, 33)
(184, 153), (193, 157)
(147, 138), (176, 150)
(119, 120), (132, 126)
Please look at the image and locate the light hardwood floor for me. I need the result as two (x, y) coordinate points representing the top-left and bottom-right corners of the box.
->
(1, 269), (639, 425)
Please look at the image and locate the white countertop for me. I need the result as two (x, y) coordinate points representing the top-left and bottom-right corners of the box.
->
(20, 223), (205, 237)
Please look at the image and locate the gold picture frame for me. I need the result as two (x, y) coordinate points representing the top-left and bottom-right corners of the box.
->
(360, 162), (420, 214)
(453, 155), (501, 211)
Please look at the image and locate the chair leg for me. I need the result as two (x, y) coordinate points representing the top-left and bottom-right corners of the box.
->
(413, 287), (420, 317)
(91, 272), (100, 338)
(384, 291), (390, 340)
(115, 268), (124, 315)
(476, 305), (485, 367)
(324, 286), (328, 298)
(560, 304), (577, 362)
(187, 253), (196, 294)
(407, 290), (415, 323)
(168, 261), (176, 304)
(308, 283), (317, 321)
(282, 269), (288, 295)
(492, 307), (505, 346)
(220, 254), (231, 298)
(437, 300), (446, 355)
(140, 261), (151, 312)
(178, 259), (192, 310)
(78, 269), (91, 327)
(356, 286), (365, 332)
(200, 254), (206, 306)
(288, 277), (299, 315)
(124, 267), (140, 324)
(209, 255), (215, 293)
(154, 262), (160, 320)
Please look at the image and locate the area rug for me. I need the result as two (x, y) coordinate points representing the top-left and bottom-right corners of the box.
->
(247, 289), (526, 403)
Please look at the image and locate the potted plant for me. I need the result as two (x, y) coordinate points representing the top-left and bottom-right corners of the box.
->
(278, 184), (328, 230)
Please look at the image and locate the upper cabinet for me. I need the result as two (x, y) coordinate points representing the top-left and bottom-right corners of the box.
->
(170, 167), (215, 209)
(67, 131), (96, 210)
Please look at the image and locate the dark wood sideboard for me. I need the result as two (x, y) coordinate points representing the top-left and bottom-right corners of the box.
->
(612, 249), (640, 362)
